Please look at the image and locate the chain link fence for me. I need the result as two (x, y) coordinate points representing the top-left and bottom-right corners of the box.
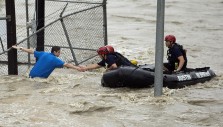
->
(0, 0), (7, 75)
(0, 0), (107, 75)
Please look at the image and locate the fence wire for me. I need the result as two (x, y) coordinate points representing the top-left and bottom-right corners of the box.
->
(0, 0), (107, 75)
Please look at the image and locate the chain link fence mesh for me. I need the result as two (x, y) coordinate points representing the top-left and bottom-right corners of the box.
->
(0, 0), (7, 75)
(0, 0), (107, 75)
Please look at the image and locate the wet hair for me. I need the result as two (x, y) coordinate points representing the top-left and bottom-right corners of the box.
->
(51, 46), (61, 53)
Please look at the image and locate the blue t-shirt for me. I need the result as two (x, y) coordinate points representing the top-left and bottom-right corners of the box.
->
(29, 51), (65, 78)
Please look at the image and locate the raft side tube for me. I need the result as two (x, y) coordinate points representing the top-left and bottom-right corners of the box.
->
(164, 67), (216, 89)
(101, 68), (124, 88)
(101, 64), (216, 89)
(102, 66), (154, 88)
(119, 66), (154, 88)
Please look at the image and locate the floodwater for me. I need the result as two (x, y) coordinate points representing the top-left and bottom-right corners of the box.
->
(1, 0), (223, 127)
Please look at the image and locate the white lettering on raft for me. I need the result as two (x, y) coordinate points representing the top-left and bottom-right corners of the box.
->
(195, 71), (210, 78)
(177, 75), (192, 81)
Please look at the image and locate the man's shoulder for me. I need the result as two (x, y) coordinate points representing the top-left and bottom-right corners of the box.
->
(107, 52), (116, 56)
(109, 52), (124, 57)
(173, 43), (183, 48)
(172, 44), (182, 50)
(35, 51), (53, 58)
(34, 50), (48, 54)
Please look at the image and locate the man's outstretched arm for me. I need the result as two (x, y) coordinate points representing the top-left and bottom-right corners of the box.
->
(64, 63), (83, 72)
(12, 45), (34, 54)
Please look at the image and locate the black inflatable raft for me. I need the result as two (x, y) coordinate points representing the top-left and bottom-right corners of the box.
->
(101, 64), (216, 89)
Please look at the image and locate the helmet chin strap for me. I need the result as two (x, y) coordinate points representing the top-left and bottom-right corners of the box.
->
(170, 41), (175, 47)
(102, 54), (106, 59)
(99, 54), (106, 59)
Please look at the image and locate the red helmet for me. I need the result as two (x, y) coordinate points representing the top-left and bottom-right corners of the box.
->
(165, 35), (176, 43)
(97, 45), (115, 55)
(105, 45), (114, 53)
(97, 46), (109, 55)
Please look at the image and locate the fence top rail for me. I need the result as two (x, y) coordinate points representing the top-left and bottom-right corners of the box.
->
(46, 0), (105, 4)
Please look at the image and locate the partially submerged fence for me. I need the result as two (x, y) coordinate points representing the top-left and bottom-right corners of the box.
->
(0, 0), (107, 75)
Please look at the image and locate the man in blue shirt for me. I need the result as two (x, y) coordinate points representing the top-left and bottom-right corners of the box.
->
(163, 35), (187, 72)
(81, 45), (135, 72)
(12, 45), (81, 78)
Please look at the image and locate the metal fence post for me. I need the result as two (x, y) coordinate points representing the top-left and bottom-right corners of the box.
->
(6, 0), (18, 75)
(36, 0), (45, 51)
(154, 0), (165, 96)
(25, 0), (31, 66)
(103, 0), (108, 45)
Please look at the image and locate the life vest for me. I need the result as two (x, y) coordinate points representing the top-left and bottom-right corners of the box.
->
(167, 43), (187, 71)
(111, 52), (136, 67)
